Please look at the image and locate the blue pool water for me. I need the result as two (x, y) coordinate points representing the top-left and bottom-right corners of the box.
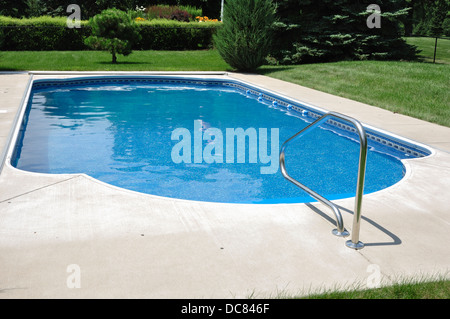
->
(12, 77), (426, 203)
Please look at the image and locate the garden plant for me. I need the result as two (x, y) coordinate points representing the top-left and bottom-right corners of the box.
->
(213, 0), (276, 72)
(84, 8), (141, 64)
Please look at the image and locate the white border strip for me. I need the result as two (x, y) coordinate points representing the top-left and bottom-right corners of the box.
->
(29, 71), (229, 76)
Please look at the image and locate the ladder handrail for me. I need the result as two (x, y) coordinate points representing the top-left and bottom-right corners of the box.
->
(279, 111), (368, 249)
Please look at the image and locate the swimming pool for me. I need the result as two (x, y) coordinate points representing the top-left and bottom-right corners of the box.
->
(10, 76), (432, 204)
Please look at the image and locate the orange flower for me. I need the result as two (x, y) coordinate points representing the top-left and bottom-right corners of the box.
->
(196, 16), (218, 23)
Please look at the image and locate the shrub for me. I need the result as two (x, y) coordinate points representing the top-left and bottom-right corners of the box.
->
(135, 19), (219, 50)
(145, 5), (194, 22)
(0, 16), (90, 50)
(84, 9), (141, 63)
(0, 16), (220, 51)
(170, 9), (192, 22)
(213, 0), (276, 72)
(179, 5), (202, 19)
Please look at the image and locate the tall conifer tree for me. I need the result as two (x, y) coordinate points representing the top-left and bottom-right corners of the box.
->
(271, 0), (418, 64)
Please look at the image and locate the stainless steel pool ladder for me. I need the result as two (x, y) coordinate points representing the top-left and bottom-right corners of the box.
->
(279, 111), (367, 250)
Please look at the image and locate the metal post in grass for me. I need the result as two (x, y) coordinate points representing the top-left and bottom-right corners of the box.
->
(433, 37), (438, 63)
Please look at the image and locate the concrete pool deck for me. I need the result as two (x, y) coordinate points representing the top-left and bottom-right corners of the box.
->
(0, 71), (449, 298)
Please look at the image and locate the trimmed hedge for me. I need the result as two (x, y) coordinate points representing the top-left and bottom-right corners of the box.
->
(0, 16), (220, 51)
(0, 16), (90, 50)
(136, 20), (218, 50)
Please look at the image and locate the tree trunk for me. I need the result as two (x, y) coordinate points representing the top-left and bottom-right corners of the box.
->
(112, 48), (117, 64)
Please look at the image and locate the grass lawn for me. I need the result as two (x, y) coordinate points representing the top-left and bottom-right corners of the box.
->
(260, 37), (450, 127)
(301, 277), (450, 299)
(259, 60), (450, 127)
(0, 50), (230, 71)
(405, 36), (450, 64)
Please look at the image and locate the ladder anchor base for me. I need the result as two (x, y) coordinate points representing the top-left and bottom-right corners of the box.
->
(345, 240), (365, 250)
(332, 229), (350, 237)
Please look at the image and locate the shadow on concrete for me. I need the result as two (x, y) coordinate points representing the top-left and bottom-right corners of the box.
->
(306, 203), (402, 247)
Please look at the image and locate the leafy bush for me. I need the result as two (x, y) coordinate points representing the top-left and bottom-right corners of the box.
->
(145, 5), (198, 22)
(179, 5), (203, 19)
(0, 16), (220, 51)
(0, 16), (90, 50)
(170, 9), (192, 22)
(0, 15), (66, 25)
(135, 19), (219, 50)
(213, 0), (276, 72)
(84, 8), (141, 63)
(0, 1), (205, 19)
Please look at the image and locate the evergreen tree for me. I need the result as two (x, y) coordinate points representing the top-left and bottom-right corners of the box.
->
(430, 0), (449, 36)
(213, 0), (276, 72)
(271, 0), (418, 64)
(405, 0), (449, 36)
(84, 9), (141, 63)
